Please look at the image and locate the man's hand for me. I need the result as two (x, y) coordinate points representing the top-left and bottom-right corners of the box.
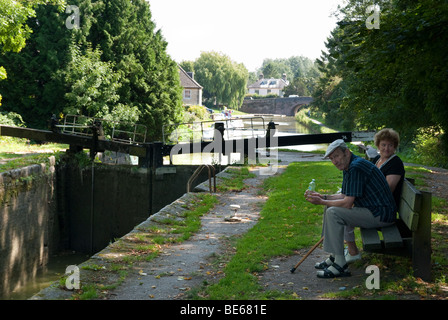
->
(304, 190), (321, 198)
(305, 194), (324, 205)
(304, 190), (324, 205)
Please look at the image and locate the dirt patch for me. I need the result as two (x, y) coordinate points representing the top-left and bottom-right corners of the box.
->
(415, 165), (448, 201)
(259, 248), (366, 299)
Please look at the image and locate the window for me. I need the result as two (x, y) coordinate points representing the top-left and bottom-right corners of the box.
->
(184, 90), (191, 99)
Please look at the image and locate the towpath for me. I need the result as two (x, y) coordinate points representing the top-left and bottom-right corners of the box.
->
(105, 151), (333, 300)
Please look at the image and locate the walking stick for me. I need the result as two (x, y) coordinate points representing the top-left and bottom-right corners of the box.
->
(290, 237), (324, 273)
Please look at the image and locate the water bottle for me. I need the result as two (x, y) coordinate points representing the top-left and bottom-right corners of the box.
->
(308, 179), (316, 192)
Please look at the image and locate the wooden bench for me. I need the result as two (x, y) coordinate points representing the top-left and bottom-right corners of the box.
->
(360, 178), (432, 281)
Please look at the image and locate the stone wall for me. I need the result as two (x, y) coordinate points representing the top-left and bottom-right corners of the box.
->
(0, 154), (214, 298)
(0, 157), (58, 297)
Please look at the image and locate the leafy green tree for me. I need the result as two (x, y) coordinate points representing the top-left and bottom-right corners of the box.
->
(0, 3), (72, 128)
(261, 62), (283, 79)
(0, 0), (183, 140)
(84, 0), (183, 140)
(0, 0), (65, 109)
(179, 60), (195, 74)
(256, 56), (320, 96)
(57, 44), (139, 123)
(314, 0), (448, 160)
(258, 56), (319, 80)
(0, 0), (65, 53)
(283, 77), (310, 97)
(193, 51), (248, 109)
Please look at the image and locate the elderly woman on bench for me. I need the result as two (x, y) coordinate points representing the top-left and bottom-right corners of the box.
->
(345, 128), (405, 262)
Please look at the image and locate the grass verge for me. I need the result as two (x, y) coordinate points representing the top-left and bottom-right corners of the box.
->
(0, 137), (66, 173)
(198, 162), (342, 299)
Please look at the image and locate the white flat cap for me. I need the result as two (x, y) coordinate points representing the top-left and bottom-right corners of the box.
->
(323, 139), (347, 159)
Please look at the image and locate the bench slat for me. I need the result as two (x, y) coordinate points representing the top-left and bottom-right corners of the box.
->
(398, 179), (422, 231)
(360, 228), (382, 251)
(359, 178), (432, 281)
(398, 200), (420, 231)
(381, 225), (403, 248)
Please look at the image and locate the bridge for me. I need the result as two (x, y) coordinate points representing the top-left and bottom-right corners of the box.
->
(239, 96), (313, 116)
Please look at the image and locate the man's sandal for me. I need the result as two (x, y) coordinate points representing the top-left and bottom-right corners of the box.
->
(314, 256), (334, 270)
(316, 262), (351, 278)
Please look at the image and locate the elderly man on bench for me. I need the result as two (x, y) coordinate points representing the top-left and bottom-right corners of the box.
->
(304, 139), (396, 278)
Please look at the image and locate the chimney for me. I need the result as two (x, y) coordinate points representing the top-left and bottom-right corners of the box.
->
(259, 73), (264, 80)
(187, 72), (194, 79)
(282, 73), (287, 81)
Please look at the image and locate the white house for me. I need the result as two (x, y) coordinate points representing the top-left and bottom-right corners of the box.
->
(247, 73), (289, 97)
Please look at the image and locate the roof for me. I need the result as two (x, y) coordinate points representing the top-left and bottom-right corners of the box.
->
(247, 77), (289, 90)
(178, 65), (203, 89)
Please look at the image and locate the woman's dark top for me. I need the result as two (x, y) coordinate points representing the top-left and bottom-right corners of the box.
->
(372, 154), (405, 209)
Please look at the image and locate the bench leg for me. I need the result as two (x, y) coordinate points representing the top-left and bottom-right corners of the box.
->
(412, 191), (432, 281)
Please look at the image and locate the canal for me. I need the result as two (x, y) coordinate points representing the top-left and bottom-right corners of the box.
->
(1, 252), (90, 300)
(1, 115), (327, 300)
(168, 115), (329, 165)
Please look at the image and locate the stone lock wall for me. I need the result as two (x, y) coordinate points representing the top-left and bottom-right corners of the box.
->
(0, 157), (58, 297)
(0, 155), (213, 298)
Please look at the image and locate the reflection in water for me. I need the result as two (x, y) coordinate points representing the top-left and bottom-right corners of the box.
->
(2, 252), (89, 300)
(267, 116), (328, 152)
(169, 115), (328, 165)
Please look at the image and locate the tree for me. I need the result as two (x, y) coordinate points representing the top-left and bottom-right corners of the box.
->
(0, 0), (183, 140)
(179, 60), (195, 74)
(283, 77), (310, 97)
(83, 0), (184, 140)
(261, 62), (283, 79)
(314, 0), (448, 159)
(258, 56), (319, 80)
(256, 56), (321, 96)
(58, 44), (133, 120)
(193, 51), (248, 109)
(0, 3), (72, 128)
(0, 0), (65, 53)
(0, 0), (65, 109)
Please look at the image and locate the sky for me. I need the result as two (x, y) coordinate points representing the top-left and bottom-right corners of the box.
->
(148, 0), (346, 72)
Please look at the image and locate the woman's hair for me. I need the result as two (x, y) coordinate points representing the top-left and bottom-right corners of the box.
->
(374, 128), (400, 148)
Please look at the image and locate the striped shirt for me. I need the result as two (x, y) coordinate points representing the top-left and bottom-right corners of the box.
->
(342, 154), (397, 223)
